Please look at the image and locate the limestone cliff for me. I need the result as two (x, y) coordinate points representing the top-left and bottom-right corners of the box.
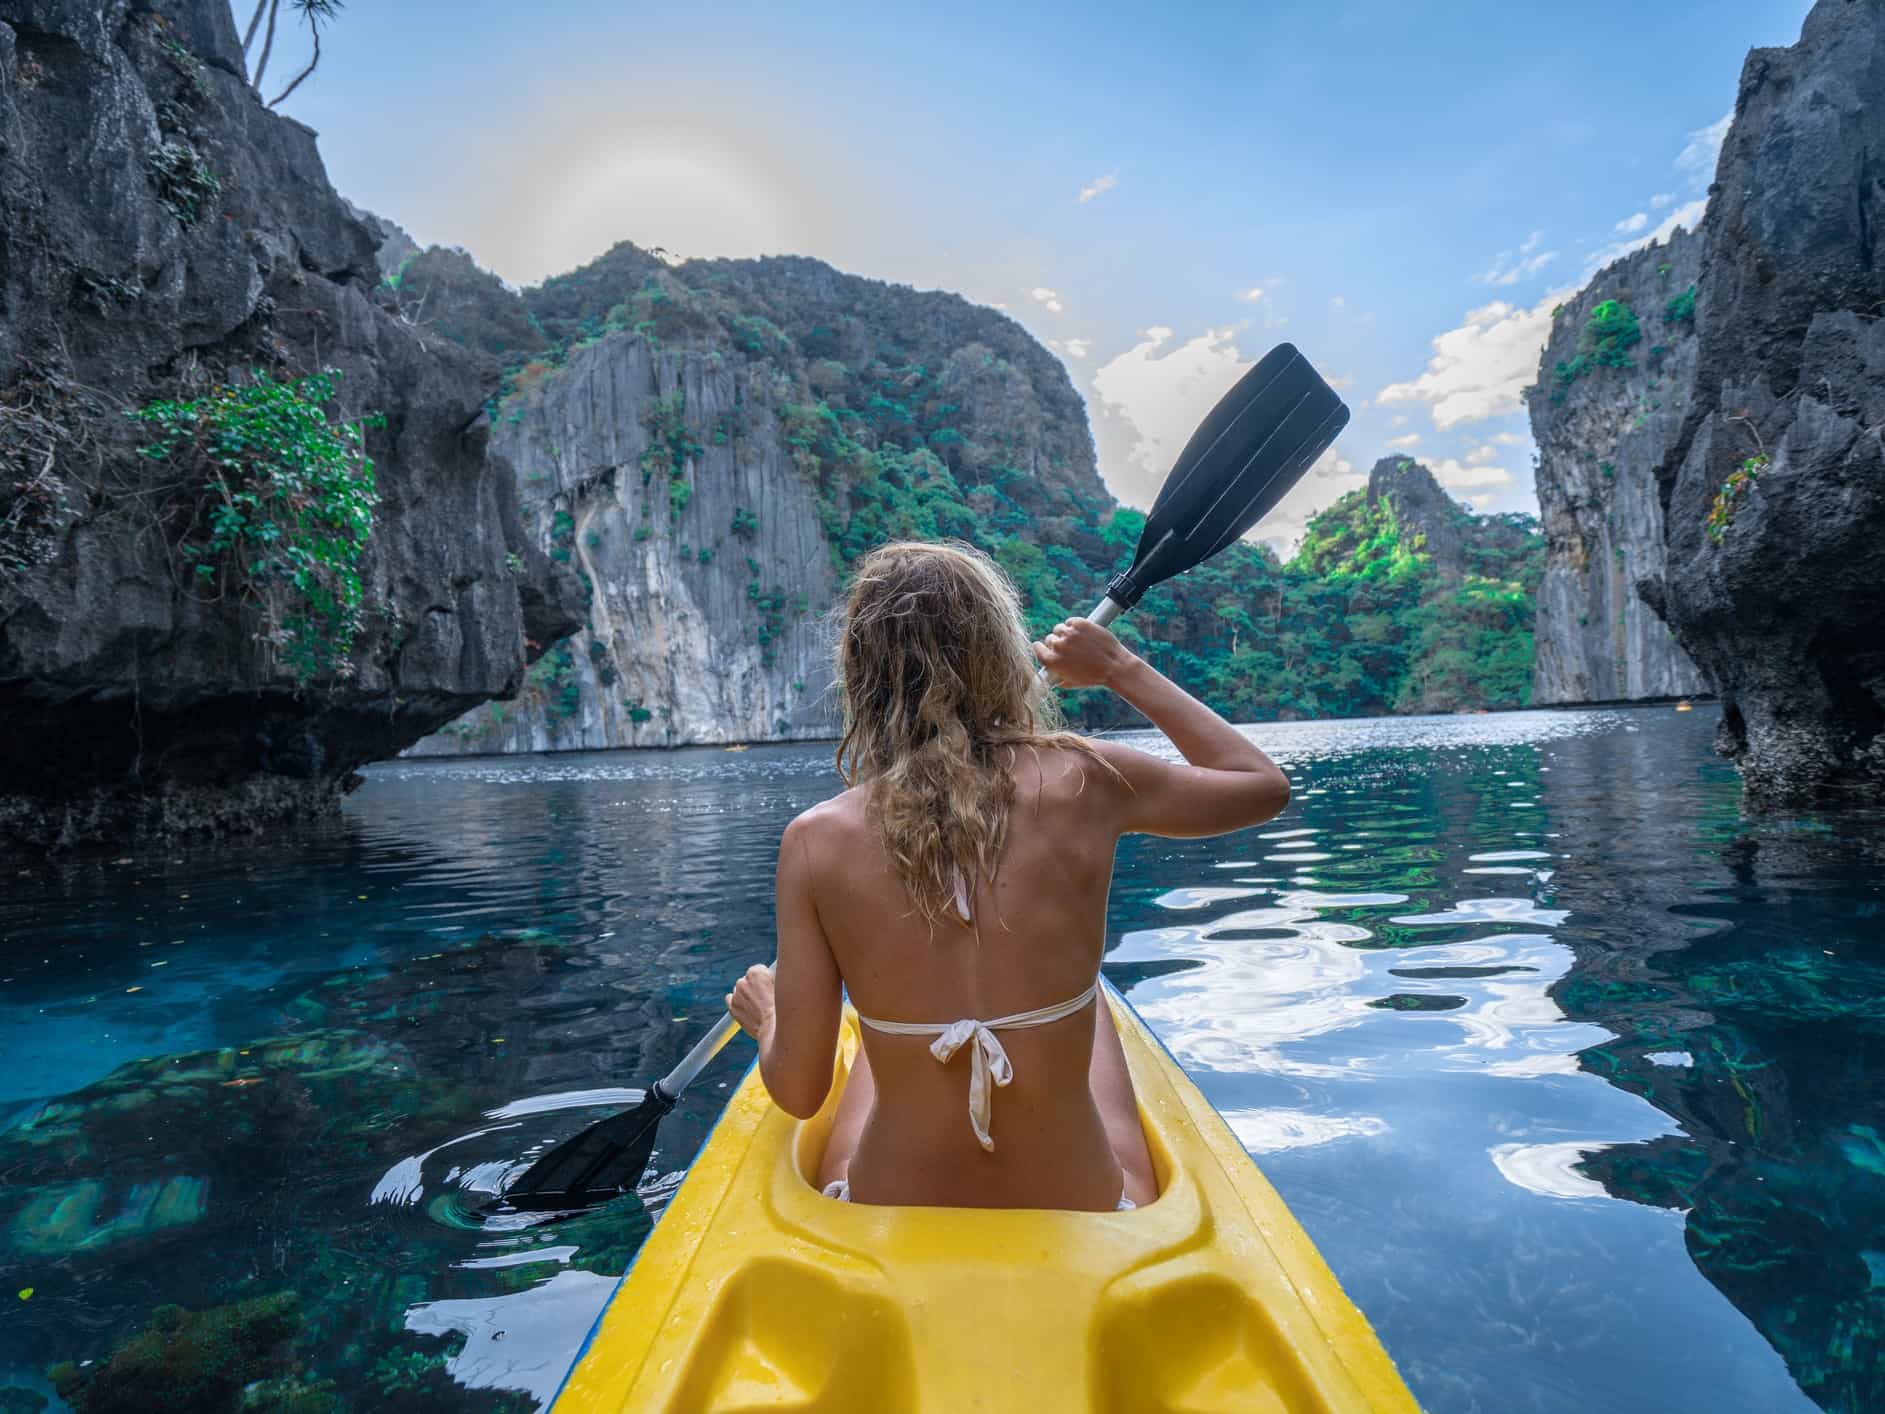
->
(1288, 457), (1544, 715)
(415, 333), (840, 751)
(0, 0), (583, 848)
(1527, 230), (1708, 703)
(1652, 0), (1885, 802)
(411, 245), (1105, 753)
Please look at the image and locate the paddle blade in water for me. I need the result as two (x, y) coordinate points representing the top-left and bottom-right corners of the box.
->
(501, 1086), (674, 1211)
(1105, 343), (1349, 608)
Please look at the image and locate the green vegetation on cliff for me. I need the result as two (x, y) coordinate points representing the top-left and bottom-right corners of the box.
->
(1108, 480), (1540, 722)
(486, 244), (1542, 725)
(1553, 298), (1643, 398)
(131, 371), (380, 683)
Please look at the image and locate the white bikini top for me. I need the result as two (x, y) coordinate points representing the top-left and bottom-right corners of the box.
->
(854, 866), (1100, 1152)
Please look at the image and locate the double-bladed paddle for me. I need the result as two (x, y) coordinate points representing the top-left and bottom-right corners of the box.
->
(498, 342), (1349, 1212)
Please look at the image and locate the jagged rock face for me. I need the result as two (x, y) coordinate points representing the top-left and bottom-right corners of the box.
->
(411, 246), (1108, 754)
(0, 0), (582, 847)
(1527, 230), (1708, 704)
(1313, 457), (1536, 581)
(410, 334), (839, 752)
(1364, 456), (1471, 572)
(1654, 0), (1885, 802)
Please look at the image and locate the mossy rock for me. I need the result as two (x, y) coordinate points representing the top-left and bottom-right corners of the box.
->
(10, 1174), (208, 1255)
(237, 1377), (338, 1413)
(55, 1291), (301, 1413)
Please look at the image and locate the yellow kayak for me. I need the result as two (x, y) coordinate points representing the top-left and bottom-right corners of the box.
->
(552, 986), (1418, 1412)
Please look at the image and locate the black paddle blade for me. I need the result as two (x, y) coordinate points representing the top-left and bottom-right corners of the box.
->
(500, 1086), (674, 1212)
(1106, 343), (1349, 608)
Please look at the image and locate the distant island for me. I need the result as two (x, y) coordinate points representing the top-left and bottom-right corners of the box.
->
(382, 237), (1546, 756)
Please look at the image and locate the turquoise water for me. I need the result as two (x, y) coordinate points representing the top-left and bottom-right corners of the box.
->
(2, 705), (1880, 1412)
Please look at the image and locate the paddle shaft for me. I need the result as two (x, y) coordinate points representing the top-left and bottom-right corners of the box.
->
(662, 592), (1130, 1104)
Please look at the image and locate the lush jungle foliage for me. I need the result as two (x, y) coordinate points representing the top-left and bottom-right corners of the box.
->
(133, 371), (379, 683)
(494, 244), (1543, 725)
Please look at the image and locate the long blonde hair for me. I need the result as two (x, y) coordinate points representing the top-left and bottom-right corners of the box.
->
(834, 541), (1119, 929)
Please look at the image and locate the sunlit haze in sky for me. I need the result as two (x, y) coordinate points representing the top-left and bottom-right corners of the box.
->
(281, 0), (1815, 551)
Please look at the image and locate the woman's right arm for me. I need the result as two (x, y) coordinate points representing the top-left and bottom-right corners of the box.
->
(1033, 617), (1290, 838)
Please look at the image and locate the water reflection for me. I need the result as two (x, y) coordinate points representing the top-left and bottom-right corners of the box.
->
(1534, 723), (1885, 1414)
(0, 712), (1877, 1412)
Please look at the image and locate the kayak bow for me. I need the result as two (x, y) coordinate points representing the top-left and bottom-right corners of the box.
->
(551, 983), (1418, 1412)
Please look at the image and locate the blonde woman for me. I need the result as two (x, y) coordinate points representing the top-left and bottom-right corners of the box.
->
(727, 541), (1290, 1210)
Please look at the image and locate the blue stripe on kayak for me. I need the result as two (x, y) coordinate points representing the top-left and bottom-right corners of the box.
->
(545, 1051), (761, 1409)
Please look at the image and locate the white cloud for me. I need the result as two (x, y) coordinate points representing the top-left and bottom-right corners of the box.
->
(1386, 433), (1421, 449)
(1325, 372), (1355, 391)
(1389, 414), (1408, 428)
(1579, 113), (1729, 279)
(1091, 327), (1364, 550)
(1050, 337), (1091, 360)
(1476, 230), (1559, 287)
(1586, 197), (1708, 274)
(1377, 292), (1565, 429)
(1490, 430), (1525, 446)
(1078, 170), (1119, 204)
(1466, 493), (1498, 510)
(1676, 113), (1732, 180)
(1028, 287), (1064, 314)
(1093, 327), (1245, 496)
(1330, 295), (1346, 309)
(1258, 446), (1365, 553)
(1465, 442), (1500, 465)
(1429, 457), (1514, 491)
(1236, 286), (1267, 303)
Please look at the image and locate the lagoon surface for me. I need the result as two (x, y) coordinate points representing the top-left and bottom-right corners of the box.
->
(3, 705), (1881, 1413)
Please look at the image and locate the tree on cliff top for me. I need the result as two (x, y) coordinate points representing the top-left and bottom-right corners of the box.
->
(238, 0), (342, 109)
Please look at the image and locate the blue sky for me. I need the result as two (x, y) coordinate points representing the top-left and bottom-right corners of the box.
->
(274, 0), (1815, 549)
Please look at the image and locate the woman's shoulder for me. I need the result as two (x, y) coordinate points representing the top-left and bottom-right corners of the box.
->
(1033, 734), (1148, 778)
(784, 786), (870, 852)
(1002, 736), (1137, 811)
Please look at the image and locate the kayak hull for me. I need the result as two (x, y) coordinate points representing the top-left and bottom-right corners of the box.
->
(553, 986), (1418, 1412)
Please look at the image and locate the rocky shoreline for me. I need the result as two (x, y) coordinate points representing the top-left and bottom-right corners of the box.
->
(5, 0), (1880, 849)
(1528, 0), (1885, 803)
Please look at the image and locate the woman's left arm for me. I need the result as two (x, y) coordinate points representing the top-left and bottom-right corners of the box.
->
(728, 813), (842, 1119)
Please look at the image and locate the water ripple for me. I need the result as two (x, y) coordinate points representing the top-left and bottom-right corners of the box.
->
(2, 704), (1865, 1414)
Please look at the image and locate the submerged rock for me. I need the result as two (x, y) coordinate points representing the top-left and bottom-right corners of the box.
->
(11, 1175), (208, 1256)
(1650, 0), (1885, 802)
(50, 1291), (302, 1414)
(0, 0), (583, 850)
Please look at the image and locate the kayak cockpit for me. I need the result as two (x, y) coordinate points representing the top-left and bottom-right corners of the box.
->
(552, 988), (1418, 1412)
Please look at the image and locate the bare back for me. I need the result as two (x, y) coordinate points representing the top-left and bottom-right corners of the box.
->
(736, 617), (1291, 1212)
(804, 745), (1125, 1208)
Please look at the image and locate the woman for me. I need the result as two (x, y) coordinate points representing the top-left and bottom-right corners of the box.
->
(727, 541), (1290, 1210)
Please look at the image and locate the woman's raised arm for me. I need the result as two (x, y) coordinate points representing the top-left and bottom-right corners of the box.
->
(1034, 617), (1290, 839)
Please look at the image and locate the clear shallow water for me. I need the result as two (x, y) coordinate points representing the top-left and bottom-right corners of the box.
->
(2, 706), (1881, 1412)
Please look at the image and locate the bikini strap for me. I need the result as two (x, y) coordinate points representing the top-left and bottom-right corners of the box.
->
(857, 980), (1100, 1151)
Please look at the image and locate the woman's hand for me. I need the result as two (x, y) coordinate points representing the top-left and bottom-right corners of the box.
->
(727, 963), (777, 1042)
(1032, 617), (1139, 690)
